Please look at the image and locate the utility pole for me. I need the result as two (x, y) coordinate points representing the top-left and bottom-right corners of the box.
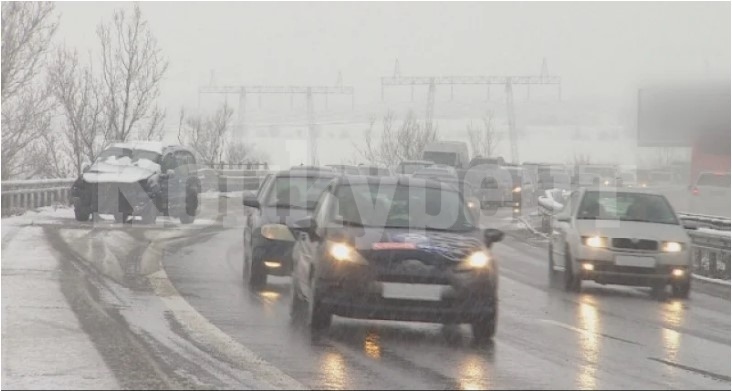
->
(426, 78), (436, 132)
(505, 80), (518, 164)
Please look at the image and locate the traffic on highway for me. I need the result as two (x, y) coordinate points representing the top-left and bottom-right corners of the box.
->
(2, 2), (730, 390)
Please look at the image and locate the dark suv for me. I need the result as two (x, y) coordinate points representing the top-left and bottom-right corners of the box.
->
(70, 142), (201, 224)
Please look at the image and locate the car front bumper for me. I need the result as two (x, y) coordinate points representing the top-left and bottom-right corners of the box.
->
(252, 237), (294, 276)
(316, 262), (497, 323)
(574, 247), (690, 286)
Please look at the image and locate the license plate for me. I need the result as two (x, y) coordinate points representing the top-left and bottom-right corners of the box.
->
(381, 283), (446, 301)
(615, 255), (656, 268)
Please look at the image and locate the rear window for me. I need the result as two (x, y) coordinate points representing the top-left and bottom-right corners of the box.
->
(697, 173), (730, 187)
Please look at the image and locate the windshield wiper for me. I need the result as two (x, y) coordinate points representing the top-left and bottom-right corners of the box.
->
(268, 202), (304, 209)
(335, 220), (366, 227)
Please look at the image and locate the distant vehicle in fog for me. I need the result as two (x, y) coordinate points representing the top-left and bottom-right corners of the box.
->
(549, 188), (692, 298)
(689, 171), (731, 217)
(412, 165), (458, 183)
(422, 141), (470, 169)
(468, 156), (505, 168)
(326, 164), (360, 175)
(395, 160), (434, 175)
(357, 164), (392, 177)
(573, 164), (617, 187)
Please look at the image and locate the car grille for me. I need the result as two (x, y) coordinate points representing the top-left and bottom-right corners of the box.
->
(611, 238), (658, 251)
(362, 250), (452, 284)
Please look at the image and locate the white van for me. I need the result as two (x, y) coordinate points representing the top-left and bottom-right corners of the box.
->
(422, 141), (470, 169)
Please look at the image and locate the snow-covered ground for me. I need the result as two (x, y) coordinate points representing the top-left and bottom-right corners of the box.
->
(1, 223), (119, 389)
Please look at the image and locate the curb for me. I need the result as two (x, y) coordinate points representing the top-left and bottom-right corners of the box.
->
(691, 274), (731, 300)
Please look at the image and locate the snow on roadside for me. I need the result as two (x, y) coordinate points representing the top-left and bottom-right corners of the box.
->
(2, 205), (76, 226)
(696, 227), (731, 238)
(1, 226), (119, 389)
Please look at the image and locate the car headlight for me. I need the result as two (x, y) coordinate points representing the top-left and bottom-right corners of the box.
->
(457, 250), (492, 270)
(261, 224), (295, 241)
(661, 241), (683, 252)
(512, 186), (522, 193)
(467, 201), (476, 209)
(328, 242), (367, 264)
(582, 236), (609, 248)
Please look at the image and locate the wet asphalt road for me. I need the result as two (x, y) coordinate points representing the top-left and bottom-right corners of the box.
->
(158, 205), (731, 390)
(12, 196), (729, 390)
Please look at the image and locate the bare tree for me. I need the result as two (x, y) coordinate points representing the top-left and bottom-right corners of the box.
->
(180, 103), (234, 166)
(226, 142), (251, 164)
(1, 2), (58, 179)
(97, 4), (168, 142)
(1, 2), (58, 100)
(356, 110), (438, 167)
(48, 48), (107, 176)
(467, 113), (501, 158)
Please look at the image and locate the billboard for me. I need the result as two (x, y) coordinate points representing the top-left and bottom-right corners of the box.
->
(637, 82), (730, 147)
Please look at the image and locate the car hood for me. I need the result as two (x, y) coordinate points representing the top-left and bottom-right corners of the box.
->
(259, 206), (314, 226)
(83, 157), (160, 184)
(339, 226), (484, 263)
(575, 219), (689, 242)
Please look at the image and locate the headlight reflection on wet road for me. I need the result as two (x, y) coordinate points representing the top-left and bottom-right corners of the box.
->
(363, 331), (381, 360)
(458, 355), (489, 390)
(577, 297), (601, 390)
(321, 351), (349, 389)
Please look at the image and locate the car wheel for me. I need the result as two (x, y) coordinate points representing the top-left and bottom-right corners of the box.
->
(548, 244), (561, 287)
(564, 247), (581, 292)
(471, 310), (497, 344)
(141, 201), (158, 224)
(180, 190), (198, 224)
(74, 203), (91, 222)
(290, 283), (307, 323)
(651, 282), (667, 299)
(308, 276), (331, 332)
(245, 246), (267, 291)
(671, 279), (691, 299)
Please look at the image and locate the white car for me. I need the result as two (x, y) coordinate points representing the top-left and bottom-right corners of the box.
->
(548, 188), (692, 298)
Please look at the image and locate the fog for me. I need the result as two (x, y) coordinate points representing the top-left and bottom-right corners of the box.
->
(52, 2), (729, 166)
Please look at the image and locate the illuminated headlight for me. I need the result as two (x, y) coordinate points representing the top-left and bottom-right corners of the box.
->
(672, 268), (685, 277)
(512, 186), (522, 193)
(662, 241), (683, 252)
(261, 224), (295, 241)
(641, 183), (647, 188)
(582, 236), (609, 248)
(457, 251), (491, 270)
(328, 242), (367, 264)
(603, 180), (610, 186)
(467, 201), (476, 209)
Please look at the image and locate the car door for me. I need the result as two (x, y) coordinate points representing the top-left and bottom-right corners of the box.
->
(551, 190), (580, 266)
(246, 174), (275, 246)
(296, 187), (334, 300)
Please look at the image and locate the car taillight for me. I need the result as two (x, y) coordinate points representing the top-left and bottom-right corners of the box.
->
(692, 187), (699, 196)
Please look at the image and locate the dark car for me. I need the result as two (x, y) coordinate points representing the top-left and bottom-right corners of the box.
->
(289, 175), (504, 342)
(357, 164), (392, 177)
(241, 167), (336, 289)
(70, 142), (201, 224)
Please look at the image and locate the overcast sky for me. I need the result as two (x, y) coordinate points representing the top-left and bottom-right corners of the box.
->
(54, 1), (729, 127)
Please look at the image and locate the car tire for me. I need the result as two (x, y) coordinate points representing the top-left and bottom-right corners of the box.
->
(308, 277), (331, 333)
(141, 201), (158, 224)
(471, 310), (497, 344)
(548, 244), (561, 287)
(244, 246), (267, 291)
(651, 282), (667, 299)
(671, 280), (690, 299)
(564, 247), (581, 292)
(74, 203), (91, 222)
(180, 190), (198, 224)
(290, 284), (307, 322)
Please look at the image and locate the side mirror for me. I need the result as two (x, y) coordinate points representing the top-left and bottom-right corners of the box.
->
(242, 194), (260, 209)
(483, 228), (504, 246)
(292, 216), (317, 239)
(556, 215), (570, 223)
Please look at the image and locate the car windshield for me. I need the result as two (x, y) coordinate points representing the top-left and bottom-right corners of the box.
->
(577, 191), (678, 224)
(264, 176), (333, 209)
(697, 173), (730, 187)
(97, 147), (161, 163)
(423, 151), (457, 166)
(333, 183), (475, 232)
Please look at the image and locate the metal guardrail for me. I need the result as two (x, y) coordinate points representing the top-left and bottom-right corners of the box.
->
(1, 179), (75, 215)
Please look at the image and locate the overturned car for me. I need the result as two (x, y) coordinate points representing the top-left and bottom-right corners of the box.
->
(70, 142), (201, 224)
